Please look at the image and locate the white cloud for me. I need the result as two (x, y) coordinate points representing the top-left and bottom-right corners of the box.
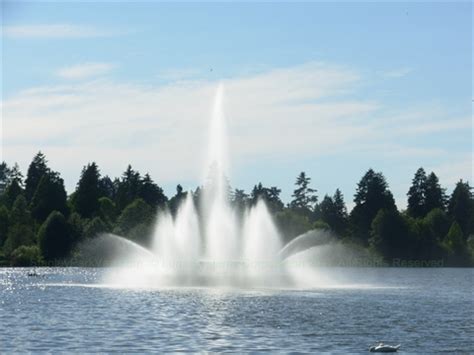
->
(56, 62), (117, 80)
(1, 61), (470, 197)
(3, 24), (118, 39)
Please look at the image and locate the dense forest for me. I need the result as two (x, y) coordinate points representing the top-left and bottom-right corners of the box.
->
(0, 152), (473, 267)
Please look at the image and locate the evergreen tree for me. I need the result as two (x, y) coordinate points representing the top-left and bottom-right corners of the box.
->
(370, 209), (415, 260)
(115, 165), (141, 212)
(168, 184), (186, 216)
(4, 179), (23, 208)
(9, 163), (23, 185)
(38, 211), (73, 261)
(231, 189), (249, 214)
(407, 167), (427, 218)
(99, 197), (117, 224)
(0, 162), (12, 194)
(350, 169), (396, 243)
(423, 208), (450, 242)
(290, 172), (317, 212)
(25, 152), (49, 202)
(3, 196), (35, 256)
(73, 163), (101, 218)
(30, 171), (69, 222)
(319, 189), (348, 236)
(0, 206), (9, 247)
(251, 183), (284, 213)
(443, 221), (469, 266)
(138, 173), (167, 208)
(83, 217), (108, 239)
(448, 180), (473, 237)
(425, 172), (447, 212)
(98, 175), (116, 200)
(115, 198), (154, 240)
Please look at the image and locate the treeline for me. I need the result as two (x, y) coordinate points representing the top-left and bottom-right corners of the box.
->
(0, 152), (473, 266)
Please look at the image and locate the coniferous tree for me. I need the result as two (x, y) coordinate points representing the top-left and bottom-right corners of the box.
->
(98, 175), (116, 200)
(73, 163), (101, 218)
(425, 172), (447, 212)
(407, 167), (427, 218)
(290, 172), (318, 213)
(115, 198), (154, 241)
(448, 180), (473, 238)
(350, 169), (396, 243)
(319, 189), (348, 236)
(168, 184), (186, 216)
(0, 206), (10, 247)
(115, 165), (141, 212)
(3, 196), (35, 256)
(370, 209), (415, 260)
(0, 162), (12, 194)
(231, 189), (249, 215)
(25, 152), (49, 202)
(443, 221), (470, 266)
(30, 171), (68, 222)
(4, 179), (24, 208)
(38, 211), (72, 261)
(138, 173), (167, 208)
(251, 183), (284, 213)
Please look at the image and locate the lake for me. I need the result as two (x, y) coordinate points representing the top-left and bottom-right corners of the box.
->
(0, 267), (472, 353)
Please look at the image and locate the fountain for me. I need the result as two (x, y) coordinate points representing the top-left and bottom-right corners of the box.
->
(103, 83), (336, 288)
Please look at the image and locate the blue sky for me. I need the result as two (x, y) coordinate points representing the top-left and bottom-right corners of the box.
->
(1, 1), (472, 208)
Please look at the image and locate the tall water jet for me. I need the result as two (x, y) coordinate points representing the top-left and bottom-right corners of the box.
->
(105, 82), (322, 288)
(204, 84), (239, 263)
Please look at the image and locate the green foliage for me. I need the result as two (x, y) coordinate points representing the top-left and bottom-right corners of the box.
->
(67, 212), (84, 243)
(425, 172), (447, 212)
(448, 180), (473, 237)
(30, 172), (69, 222)
(407, 167), (428, 218)
(319, 189), (348, 236)
(10, 245), (42, 266)
(3, 224), (36, 256)
(350, 169), (396, 243)
(0, 162), (12, 195)
(73, 163), (102, 218)
(0, 206), (9, 247)
(25, 151), (49, 202)
(231, 189), (249, 216)
(423, 208), (450, 242)
(168, 184), (187, 216)
(115, 165), (142, 212)
(251, 183), (284, 213)
(98, 175), (116, 200)
(0, 159), (472, 266)
(370, 209), (415, 260)
(3, 196), (35, 256)
(275, 209), (312, 244)
(4, 179), (24, 208)
(83, 217), (108, 239)
(290, 172), (317, 215)
(99, 197), (117, 223)
(115, 198), (154, 241)
(38, 211), (73, 261)
(138, 173), (168, 208)
(443, 221), (470, 266)
(313, 219), (330, 230)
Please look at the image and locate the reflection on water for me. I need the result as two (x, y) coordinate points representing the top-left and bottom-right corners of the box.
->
(0, 267), (472, 352)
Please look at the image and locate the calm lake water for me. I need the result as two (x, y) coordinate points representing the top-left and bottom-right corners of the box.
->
(0, 267), (472, 353)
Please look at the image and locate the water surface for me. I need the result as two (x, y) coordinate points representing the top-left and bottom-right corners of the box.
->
(0, 267), (472, 353)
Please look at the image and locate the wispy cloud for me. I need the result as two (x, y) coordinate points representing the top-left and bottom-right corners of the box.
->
(1, 61), (471, 202)
(3, 24), (120, 39)
(56, 62), (117, 80)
